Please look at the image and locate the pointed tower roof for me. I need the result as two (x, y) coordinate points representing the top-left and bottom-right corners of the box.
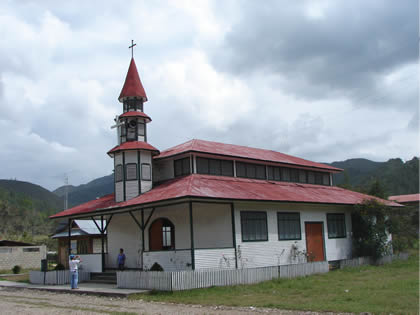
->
(118, 58), (148, 102)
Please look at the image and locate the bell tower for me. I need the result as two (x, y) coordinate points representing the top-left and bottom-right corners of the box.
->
(108, 41), (159, 202)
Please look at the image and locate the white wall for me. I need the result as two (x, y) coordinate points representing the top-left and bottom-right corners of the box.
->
(107, 212), (142, 269)
(78, 254), (102, 272)
(234, 202), (353, 268)
(195, 248), (236, 270)
(143, 250), (192, 271)
(193, 203), (233, 249)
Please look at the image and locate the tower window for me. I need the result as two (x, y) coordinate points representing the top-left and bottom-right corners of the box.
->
(126, 119), (137, 141)
(126, 163), (137, 181)
(138, 122), (145, 136)
(141, 163), (151, 181)
(115, 164), (123, 182)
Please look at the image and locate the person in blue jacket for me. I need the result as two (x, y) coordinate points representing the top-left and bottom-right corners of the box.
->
(117, 248), (126, 271)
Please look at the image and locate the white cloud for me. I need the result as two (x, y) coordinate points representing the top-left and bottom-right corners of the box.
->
(0, 0), (417, 191)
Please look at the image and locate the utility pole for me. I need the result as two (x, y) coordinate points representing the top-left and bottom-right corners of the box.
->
(64, 174), (69, 210)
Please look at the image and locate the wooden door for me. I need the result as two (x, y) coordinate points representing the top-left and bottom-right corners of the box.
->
(305, 222), (325, 262)
(149, 219), (163, 251)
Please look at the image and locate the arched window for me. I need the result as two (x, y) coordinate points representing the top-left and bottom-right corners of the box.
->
(149, 218), (175, 251)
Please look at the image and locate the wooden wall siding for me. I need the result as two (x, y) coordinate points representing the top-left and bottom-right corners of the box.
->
(195, 248), (236, 270)
(193, 203), (233, 249)
(125, 181), (139, 200)
(117, 261), (329, 291)
(115, 182), (123, 202)
(107, 212), (142, 269)
(235, 202), (353, 267)
(143, 250), (192, 271)
(30, 270), (90, 285)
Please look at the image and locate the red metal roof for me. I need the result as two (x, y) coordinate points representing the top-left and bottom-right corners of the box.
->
(50, 193), (117, 218)
(156, 139), (342, 172)
(119, 111), (151, 122)
(107, 141), (160, 155)
(389, 193), (420, 204)
(118, 58), (147, 102)
(50, 174), (400, 219)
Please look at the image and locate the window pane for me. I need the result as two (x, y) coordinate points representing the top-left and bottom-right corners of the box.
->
(241, 211), (267, 241)
(209, 159), (221, 175)
(126, 164), (137, 180)
(267, 166), (274, 180)
(278, 212), (301, 240)
(299, 170), (307, 183)
(221, 160), (234, 176)
(327, 214), (346, 238)
(247, 164), (256, 178)
(315, 172), (323, 185)
(308, 172), (315, 184)
(322, 173), (330, 185)
(256, 165), (266, 179)
(281, 168), (290, 181)
(274, 167), (281, 181)
(138, 122), (145, 136)
(236, 162), (246, 177)
(141, 164), (151, 180)
(182, 157), (190, 175)
(115, 165), (123, 182)
(290, 169), (299, 182)
(174, 159), (182, 177)
(197, 157), (209, 174)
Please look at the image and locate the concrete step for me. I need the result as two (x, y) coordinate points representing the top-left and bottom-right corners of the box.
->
(85, 279), (117, 285)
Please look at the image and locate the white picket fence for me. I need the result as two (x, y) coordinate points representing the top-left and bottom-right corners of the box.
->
(117, 261), (329, 291)
(339, 252), (409, 269)
(29, 270), (90, 285)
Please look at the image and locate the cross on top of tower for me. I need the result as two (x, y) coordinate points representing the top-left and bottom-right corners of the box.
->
(129, 40), (136, 58)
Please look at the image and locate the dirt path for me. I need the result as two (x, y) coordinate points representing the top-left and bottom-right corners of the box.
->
(0, 287), (353, 315)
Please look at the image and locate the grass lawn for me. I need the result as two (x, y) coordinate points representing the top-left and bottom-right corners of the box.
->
(0, 273), (30, 282)
(131, 253), (419, 314)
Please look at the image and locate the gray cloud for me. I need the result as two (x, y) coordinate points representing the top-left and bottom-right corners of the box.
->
(213, 0), (418, 108)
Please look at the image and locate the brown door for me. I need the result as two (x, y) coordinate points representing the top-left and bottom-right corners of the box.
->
(305, 222), (325, 262)
(149, 219), (163, 251)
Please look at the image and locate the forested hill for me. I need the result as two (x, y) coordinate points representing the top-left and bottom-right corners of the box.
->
(327, 157), (419, 196)
(0, 180), (63, 238)
(53, 174), (114, 208)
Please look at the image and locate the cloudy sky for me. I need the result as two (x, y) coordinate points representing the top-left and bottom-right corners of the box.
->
(0, 0), (418, 190)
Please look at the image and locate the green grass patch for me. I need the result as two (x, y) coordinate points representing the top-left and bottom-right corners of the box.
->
(130, 254), (419, 314)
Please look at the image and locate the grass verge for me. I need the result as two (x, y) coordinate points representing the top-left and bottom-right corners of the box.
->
(130, 253), (419, 314)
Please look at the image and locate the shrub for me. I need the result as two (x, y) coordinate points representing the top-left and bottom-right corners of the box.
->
(12, 265), (21, 274)
(54, 263), (65, 271)
(150, 262), (164, 271)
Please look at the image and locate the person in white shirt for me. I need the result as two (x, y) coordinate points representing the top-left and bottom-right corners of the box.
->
(69, 254), (81, 289)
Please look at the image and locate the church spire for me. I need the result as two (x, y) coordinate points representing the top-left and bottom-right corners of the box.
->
(118, 57), (148, 102)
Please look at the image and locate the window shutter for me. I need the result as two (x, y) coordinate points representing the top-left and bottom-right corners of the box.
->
(126, 164), (137, 180)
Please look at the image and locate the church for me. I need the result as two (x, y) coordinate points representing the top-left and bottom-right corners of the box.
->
(51, 52), (399, 273)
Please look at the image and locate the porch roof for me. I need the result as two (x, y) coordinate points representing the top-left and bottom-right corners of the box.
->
(50, 174), (401, 219)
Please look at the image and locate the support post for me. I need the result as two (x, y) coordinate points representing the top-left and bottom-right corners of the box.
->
(68, 218), (72, 256)
(189, 201), (195, 270)
(101, 215), (105, 272)
(231, 203), (238, 269)
(141, 209), (145, 270)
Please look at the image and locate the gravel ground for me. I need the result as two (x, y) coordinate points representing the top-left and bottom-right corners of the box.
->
(0, 287), (355, 315)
